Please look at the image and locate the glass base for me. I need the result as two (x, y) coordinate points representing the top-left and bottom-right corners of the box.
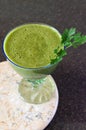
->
(19, 75), (56, 104)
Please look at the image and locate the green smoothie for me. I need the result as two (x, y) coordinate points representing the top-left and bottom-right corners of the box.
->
(4, 24), (61, 68)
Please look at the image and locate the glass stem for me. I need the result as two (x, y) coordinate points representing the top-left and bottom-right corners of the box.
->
(26, 78), (46, 88)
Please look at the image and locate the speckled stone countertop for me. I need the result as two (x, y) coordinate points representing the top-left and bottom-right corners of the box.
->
(0, 61), (58, 130)
(0, 0), (86, 130)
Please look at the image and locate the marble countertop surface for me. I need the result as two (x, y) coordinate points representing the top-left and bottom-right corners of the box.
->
(0, 0), (86, 130)
(0, 61), (58, 130)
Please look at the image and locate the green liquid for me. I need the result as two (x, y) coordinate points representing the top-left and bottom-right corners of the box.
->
(4, 24), (61, 68)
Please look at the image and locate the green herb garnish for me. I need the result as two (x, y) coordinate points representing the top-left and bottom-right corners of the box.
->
(62, 28), (86, 48)
(51, 28), (86, 64)
(50, 49), (67, 64)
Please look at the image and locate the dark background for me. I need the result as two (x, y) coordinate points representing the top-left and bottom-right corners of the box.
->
(0, 0), (86, 129)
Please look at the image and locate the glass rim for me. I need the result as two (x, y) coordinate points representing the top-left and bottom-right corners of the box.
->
(3, 22), (62, 70)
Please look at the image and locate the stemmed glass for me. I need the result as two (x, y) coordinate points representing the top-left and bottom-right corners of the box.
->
(3, 54), (59, 104)
(3, 23), (61, 104)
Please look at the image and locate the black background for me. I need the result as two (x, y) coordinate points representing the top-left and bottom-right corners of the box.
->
(0, 0), (86, 129)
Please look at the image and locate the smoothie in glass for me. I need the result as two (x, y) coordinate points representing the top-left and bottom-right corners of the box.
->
(4, 24), (62, 68)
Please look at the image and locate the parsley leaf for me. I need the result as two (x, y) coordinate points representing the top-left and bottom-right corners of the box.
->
(62, 28), (86, 48)
(51, 28), (86, 64)
(50, 49), (67, 64)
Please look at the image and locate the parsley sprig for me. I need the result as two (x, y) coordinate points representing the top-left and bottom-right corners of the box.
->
(62, 28), (86, 48)
(51, 28), (86, 64)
